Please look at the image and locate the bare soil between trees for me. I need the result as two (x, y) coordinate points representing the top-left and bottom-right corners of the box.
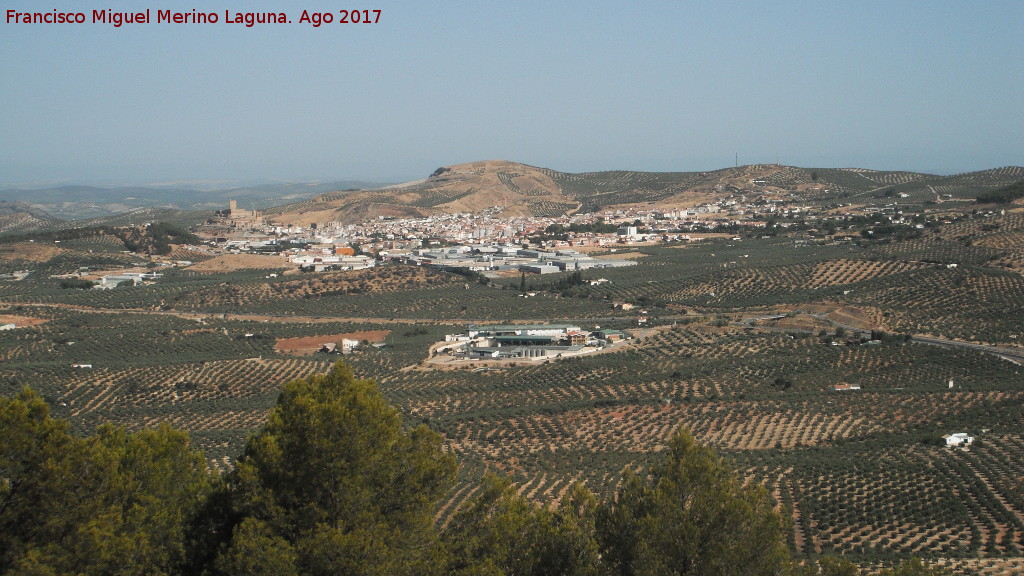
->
(275, 331), (391, 356)
(187, 253), (290, 273)
(0, 314), (48, 327)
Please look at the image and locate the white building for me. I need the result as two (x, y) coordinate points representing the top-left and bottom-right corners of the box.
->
(465, 324), (581, 339)
(945, 433), (974, 447)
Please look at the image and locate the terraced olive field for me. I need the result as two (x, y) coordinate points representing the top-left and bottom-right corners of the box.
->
(2, 211), (1024, 572)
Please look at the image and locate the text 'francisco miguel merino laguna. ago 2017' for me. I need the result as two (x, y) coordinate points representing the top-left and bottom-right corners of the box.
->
(4, 9), (382, 28)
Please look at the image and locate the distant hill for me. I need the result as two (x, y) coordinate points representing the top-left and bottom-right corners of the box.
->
(6, 163), (1023, 231)
(0, 202), (217, 237)
(0, 202), (59, 235)
(0, 180), (387, 222)
(263, 161), (1024, 225)
(264, 160), (570, 225)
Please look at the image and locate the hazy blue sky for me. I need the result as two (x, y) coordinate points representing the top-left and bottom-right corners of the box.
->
(1, 0), (1021, 186)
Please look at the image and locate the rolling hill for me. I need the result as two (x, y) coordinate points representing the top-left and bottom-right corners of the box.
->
(0, 180), (387, 224)
(264, 161), (1024, 225)
(5, 162), (1023, 233)
(4, 172), (1024, 573)
(0, 202), (59, 235)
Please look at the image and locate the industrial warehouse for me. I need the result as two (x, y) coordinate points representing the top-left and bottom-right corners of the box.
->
(439, 323), (628, 361)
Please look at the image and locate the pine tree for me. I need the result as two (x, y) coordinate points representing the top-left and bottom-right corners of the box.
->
(214, 362), (456, 576)
(596, 428), (792, 576)
(442, 474), (602, 576)
(0, 390), (210, 576)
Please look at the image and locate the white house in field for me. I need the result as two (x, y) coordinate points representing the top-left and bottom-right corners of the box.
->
(945, 433), (974, 447)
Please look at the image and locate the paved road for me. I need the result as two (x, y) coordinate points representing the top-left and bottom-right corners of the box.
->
(910, 335), (1024, 365)
(8, 299), (1022, 365)
(736, 313), (1024, 365)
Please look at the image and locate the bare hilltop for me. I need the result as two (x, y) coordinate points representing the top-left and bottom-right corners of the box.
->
(262, 160), (1024, 225)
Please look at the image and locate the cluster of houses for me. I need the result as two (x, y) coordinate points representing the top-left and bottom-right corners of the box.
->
(0, 270), (32, 281)
(318, 339), (362, 355)
(198, 201), (720, 270)
(440, 323), (628, 360)
(289, 247), (376, 272)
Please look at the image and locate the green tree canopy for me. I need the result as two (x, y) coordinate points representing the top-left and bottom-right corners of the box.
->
(596, 428), (792, 576)
(0, 389), (211, 576)
(443, 474), (602, 576)
(0, 367), (958, 576)
(976, 179), (1024, 204)
(216, 361), (457, 576)
(0, 389), (81, 573)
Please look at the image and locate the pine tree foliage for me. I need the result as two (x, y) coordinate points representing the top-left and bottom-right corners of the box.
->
(0, 389), (211, 576)
(596, 429), (792, 576)
(0, 365), (954, 576)
(214, 362), (457, 576)
(443, 474), (602, 576)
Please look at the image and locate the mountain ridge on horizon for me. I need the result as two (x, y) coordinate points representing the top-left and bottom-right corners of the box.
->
(261, 159), (1024, 226)
(2, 160), (1023, 232)
(0, 179), (392, 223)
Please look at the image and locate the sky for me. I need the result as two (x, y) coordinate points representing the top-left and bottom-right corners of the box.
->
(1, 0), (1022, 187)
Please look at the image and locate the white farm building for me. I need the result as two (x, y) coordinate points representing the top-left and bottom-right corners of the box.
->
(441, 324), (627, 362)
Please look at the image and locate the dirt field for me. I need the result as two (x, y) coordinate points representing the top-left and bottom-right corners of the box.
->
(77, 266), (150, 280)
(188, 253), (289, 273)
(0, 242), (64, 262)
(275, 330), (391, 355)
(595, 251), (647, 260)
(0, 314), (48, 327)
(764, 315), (834, 333)
(788, 303), (884, 331)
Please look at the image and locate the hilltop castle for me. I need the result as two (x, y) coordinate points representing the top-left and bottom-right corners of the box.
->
(227, 199), (263, 228)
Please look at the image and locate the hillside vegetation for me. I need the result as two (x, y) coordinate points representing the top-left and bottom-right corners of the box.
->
(3, 363), (949, 576)
(6, 163), (1023, 231)
(4, 167), (1024, 574)
(977, 180), (1024, 205)
(265, 162), (1024, 224)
